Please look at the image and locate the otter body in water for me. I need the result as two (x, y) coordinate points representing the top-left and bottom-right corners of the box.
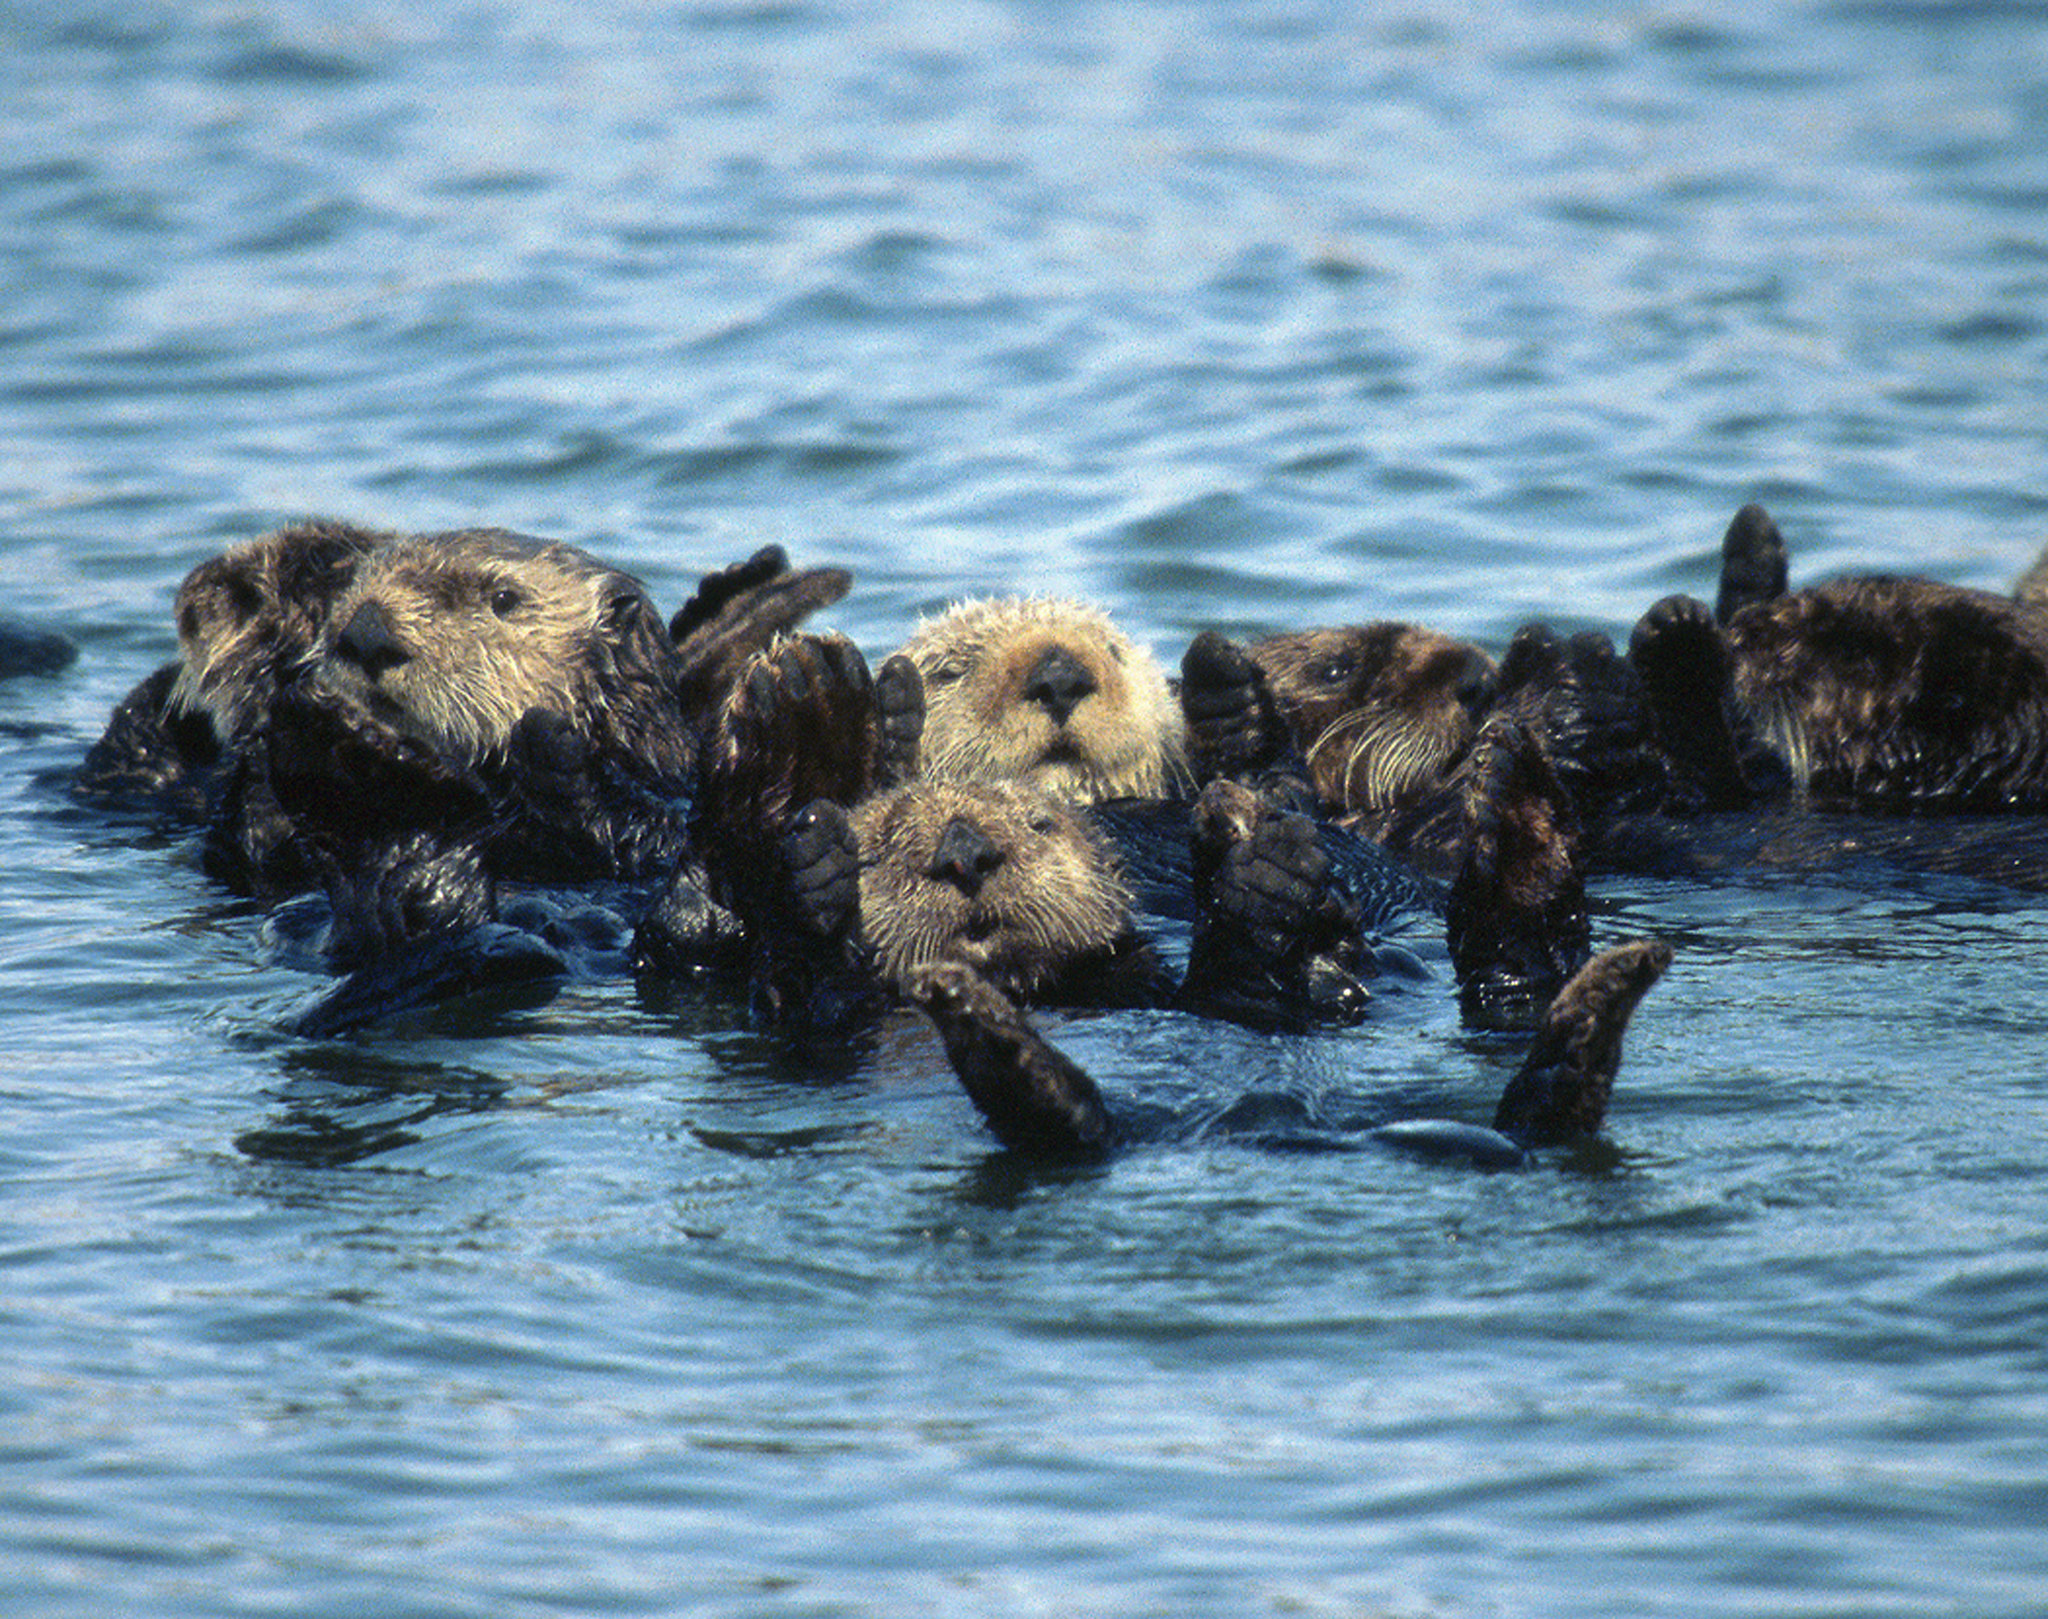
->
(910, 938), (1673, 1163)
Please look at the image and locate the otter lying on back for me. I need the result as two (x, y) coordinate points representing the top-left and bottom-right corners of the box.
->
(640, 632), (1374, 1033)
(911, 938), (1673, 1163)
(1630, 504), (2048, 814)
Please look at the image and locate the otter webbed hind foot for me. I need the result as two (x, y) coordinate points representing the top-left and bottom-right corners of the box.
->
(1181, 778), (1371, 1031)
(669, 545), (854, 718)
(1444, 715), (1590, 1031)
(290, 923), (567, 1039)
(908, 962), (1115, 1157)
(1491, 938), (1672, 1149)
(1716, 502), (1789, 625)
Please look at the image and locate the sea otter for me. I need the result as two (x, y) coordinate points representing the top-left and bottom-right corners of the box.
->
(285, 528), (848, 883)
(637, 631), (1375, 1034)
(1630, 504), (2048, 813)
(1239, 622), (1499, 831)
(76, 518), (385, 820)
(1173, 628), (1593, 1027)
(893, 596), (1189, 803)
(908, 937), (1673, 1163)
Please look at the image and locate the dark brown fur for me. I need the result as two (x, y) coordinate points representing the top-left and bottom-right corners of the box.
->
(1248, 623), (1497, 821)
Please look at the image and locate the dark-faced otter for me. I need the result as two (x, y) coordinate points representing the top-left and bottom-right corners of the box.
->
(1175, 629), (1593, 1027)
(1241, 623), (1498, 830)
(1630, 504), (2048, 814)
(639, 631), (1375, 1034)
(909, 937), (1673, 1163)
(77, 518), (385, 817)
(894, 596), (1189, 804)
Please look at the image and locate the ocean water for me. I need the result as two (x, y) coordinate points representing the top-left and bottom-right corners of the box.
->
(4, 2), (2048, 1615)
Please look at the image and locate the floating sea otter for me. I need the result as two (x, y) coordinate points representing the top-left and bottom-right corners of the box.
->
(1630, 503), (2048, 814)
(893, 595), (1190, 803)
(638, 631), (1377, 1034)
(910, 938), (1672, 1165)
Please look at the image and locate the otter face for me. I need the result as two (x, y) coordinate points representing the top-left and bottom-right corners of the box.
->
(898, 598), (1188, 804)
(307, 529), (659, 765)
(1249, 624), (1498, 813)
(851, 779), (1132, 998)
(168, 520), (381, 739)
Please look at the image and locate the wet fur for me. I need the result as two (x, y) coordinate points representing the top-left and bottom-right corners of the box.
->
(897, 597), (1189, 802)
(1248, 624), (1497, 820)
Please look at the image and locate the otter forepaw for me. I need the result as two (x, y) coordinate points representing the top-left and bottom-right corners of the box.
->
(1715, 502), (1788, 624)
(873, 653), (925, 787)
(1445, 716), (1589, 1031)
(1184, 779), (1370, 1029)
(1181, 630), (1295, 782)
(268, 683), (483, 842)
(781, 798), (861, 942)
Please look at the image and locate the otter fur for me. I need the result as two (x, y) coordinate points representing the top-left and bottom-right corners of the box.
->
(909, 937), (1672, 1162)
(1245, 623), (1498, 824)
(78, 518), (384, 813)
(895, 596), (1189, 803)
(649, 631), (1373, 1032)
(1630, 505), (2048, 814)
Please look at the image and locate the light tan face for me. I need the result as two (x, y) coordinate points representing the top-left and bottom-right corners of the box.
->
(1250, 624), (1498, 812)
(850, 779), (1131, 996)
(307, 530), (638, 764)
(897, 597), (1187, 803)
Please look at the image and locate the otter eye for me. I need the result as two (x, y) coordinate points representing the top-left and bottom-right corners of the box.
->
(490, 586), (523, 618)
(1313, 655), (1356, 685)
(926, 660), (967, 687)
(1027, 814), (1057, 834)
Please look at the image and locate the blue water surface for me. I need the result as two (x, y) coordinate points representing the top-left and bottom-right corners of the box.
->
(3, 2), (2047, 1615)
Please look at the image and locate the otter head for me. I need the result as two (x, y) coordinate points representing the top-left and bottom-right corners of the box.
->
(851, 779), (1133, 1000)
(168, 520), (382, 740)
(1248, 623), (1498, 813)
(307, 529), (675, 766)
(896, 597), (1188, 803)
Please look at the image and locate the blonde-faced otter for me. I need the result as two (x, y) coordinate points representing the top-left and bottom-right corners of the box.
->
(909, 937), (1672, 1163)
(642, 631), (1374, 1032)
(894, 596), (1189, 804)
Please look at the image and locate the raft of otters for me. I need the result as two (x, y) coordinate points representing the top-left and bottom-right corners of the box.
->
(68, 503), (2048, 1162)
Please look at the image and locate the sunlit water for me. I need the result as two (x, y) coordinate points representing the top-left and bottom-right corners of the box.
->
(4, 3), (2047, 1615)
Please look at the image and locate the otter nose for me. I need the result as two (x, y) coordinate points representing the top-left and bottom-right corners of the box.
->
(930, 816), (1005, 896)
(1454, 652), (1497, 723)
(1022, 645), (1096, 725)
(334, 600), (410, 681)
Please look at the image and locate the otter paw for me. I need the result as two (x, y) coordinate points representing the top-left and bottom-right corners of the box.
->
(909, 961), (1115, 1156)
(1445, 715), (1589, 1031)
(268, 683), (482, 840)
(781, 798), (861, 941)
(1628, 595), (1754, 811)
(1715, 502), (1788, 624)
(506, 707), (599, 816)
(1181, 631), (1291, 781)
(873, 653), (925, 787)
(1492, 938), (1671, 1147)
